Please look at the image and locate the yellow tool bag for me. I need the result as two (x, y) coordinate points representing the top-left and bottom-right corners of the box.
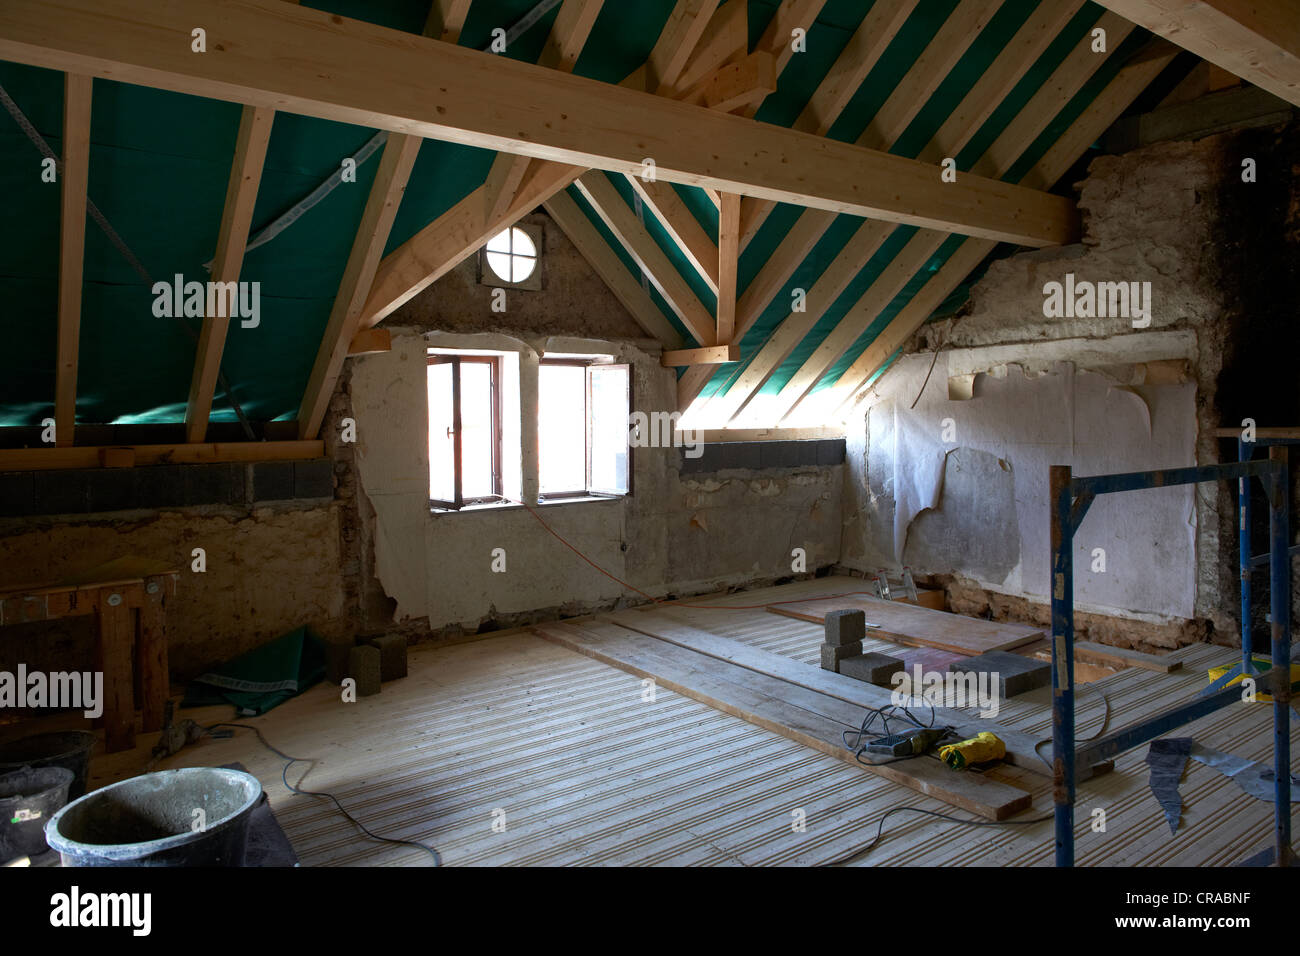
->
(939, 732), (1006, 770)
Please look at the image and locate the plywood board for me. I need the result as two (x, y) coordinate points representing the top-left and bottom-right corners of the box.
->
(767, 594), (1042, 655)
(535, 619), (1034, 820)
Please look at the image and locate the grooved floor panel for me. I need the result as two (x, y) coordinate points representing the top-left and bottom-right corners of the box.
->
(71, 576), (1297, 866)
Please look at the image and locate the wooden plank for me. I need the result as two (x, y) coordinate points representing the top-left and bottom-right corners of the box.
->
(184, 104), (275, 444)
(0, 0), (1079, 250)
(752, 0), (827, 77)
(348, 327), (391, 355)
(296, 133), (423, 439)
(624, 175), (719, 293)
(534, 619), (1034, 819)
(661, 344), (739, 367)
(648, 0), (721, 93)
(681, 51), (775, 113)
(574, 172), (716, 346)
(613, 608), (1061, 778)
(766, 594), (1044, 656)
(135, 575), (172, 732)
(670, 0), (749, 94)
(0, 440), (324, 471)
(1072, 641), (1183, 674)
(716, 191), (740, 343)
(95, 587), (137, 752)
(1092, 0), (1300, 108)
(543, 191), (683, 347)
(55, 73), (92, 448)
(424, 0), (473, 43)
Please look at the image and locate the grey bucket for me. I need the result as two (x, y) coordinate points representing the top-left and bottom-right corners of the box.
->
(44, 767), (262, 867)
(0, 766), (75, 861)
(0, 731), (96, 799)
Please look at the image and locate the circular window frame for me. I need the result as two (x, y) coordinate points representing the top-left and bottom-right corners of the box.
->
(480, 224), (542, 291)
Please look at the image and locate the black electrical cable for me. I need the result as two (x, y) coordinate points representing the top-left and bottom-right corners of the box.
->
(824, 805), (1055, 866)
(206, 722), (442, 866)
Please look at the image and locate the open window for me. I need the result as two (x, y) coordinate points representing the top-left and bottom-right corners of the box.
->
(428, 353), (518, 509)
(538, 357), (630, 501)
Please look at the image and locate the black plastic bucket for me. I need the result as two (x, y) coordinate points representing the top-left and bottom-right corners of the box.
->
(0, 766), (75, 861)
(0, 731), (97, 799)
(44, 767), (263, 867)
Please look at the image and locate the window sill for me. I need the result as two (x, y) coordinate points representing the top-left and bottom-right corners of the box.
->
(429, 495), (626, 515)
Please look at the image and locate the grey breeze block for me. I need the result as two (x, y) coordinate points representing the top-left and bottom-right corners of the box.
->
(948, 650), (1051, 699)
(820, 640), (863, 671)
(824, 609), (867, 646)
(349, 644), (383, 697)
(368, 633), (409, 682)
(839, 652), (904, 686)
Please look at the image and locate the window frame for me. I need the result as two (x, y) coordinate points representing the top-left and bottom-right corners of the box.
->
(427, 354), (504, 510)
(537, 357), (632, 503)
(479, 223), (543, 291)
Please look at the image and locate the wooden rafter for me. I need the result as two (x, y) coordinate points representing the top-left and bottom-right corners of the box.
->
(0, 0), (1079, 248)
(679, 50), (776, 113)
(648, 0), (721, 93)
(1092, 0), (1300, 108)
(738, 0), (916, 250)
(574, 172), (716, 346)
(670, 0), (749, 94)
(760, 19), (1159, 426)
(54, 73), (91, 448)
(0, 441), (324, 472)
(481, 0), (604, 225)
(716, 191), (740, 344)
(361, 0), (716, 331)
(296, 133), (423, 439)
(820, 42), (1182, 423)
(751, 0), (827, 79)
(543, 191), (683, 347)
(661, 344), (740, 367)
(625, 175), (718, 293)
(184, 104), (275, 443)
(677, 0), (1004, 413)
(703, 1), (1092, 424)
(424, 0), (473, 43)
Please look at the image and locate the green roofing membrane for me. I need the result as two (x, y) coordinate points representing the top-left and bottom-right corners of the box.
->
(0, 0), (1158, 429)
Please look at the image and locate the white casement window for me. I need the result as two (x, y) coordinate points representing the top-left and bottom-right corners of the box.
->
(427, 350), (522, 510)
(537, 357), (630, 501)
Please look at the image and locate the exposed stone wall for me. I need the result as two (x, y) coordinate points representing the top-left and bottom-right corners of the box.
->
(842, 120), (1300, 652)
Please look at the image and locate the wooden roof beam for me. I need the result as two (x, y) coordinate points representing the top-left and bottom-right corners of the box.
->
(296, 133), (423, 439)
(184, 104), (275, 444)
(0, 0), (1078, 247)
(54, 73), (91, 448)
(1092, 0), (1300, 108)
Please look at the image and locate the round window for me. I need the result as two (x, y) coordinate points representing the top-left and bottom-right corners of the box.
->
(485, 227), (538, 283)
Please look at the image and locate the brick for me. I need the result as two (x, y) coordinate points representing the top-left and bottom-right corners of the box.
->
(349, 645), (382, 697)
(718, 442), (760, 471)
(824, 609), (866, 646)
(184, 463), (231, 505)
(820, 640), (862, 671)
(839, 652), (904, 686)
(368, 633), (408, 681)
(949, 650), (1051, 699)
(253, 461), (294, 502)
(293, 459), (334, 499)
(817, 439), (846, 466)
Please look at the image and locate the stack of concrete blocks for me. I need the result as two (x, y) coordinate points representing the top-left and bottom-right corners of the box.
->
(322, 633), (409, 698)
(819, 609), (903, 687)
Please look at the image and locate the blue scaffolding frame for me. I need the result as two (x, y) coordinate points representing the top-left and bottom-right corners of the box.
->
(1048, 447), (1294, 867)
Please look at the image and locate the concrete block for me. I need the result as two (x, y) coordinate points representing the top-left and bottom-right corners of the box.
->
(34, 469), (88, 514)
(820, 640), (862, 671)
(135, 465), (186, 508)
(349, 645), (382, 697)
(0, 472), (35, 516)
(88, 468), (137, 513)
(824, 609), (866, 646)
(816, 439), (846, 466)
(368, 633), (408, 681)
(719, 442), (760, 471)
(949, 650), (1050, 699)
(324, 637), (355, 684)
(294, 459), (334, 499)
(253, 461), (294, 502)
(839, 652), (904, 686)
